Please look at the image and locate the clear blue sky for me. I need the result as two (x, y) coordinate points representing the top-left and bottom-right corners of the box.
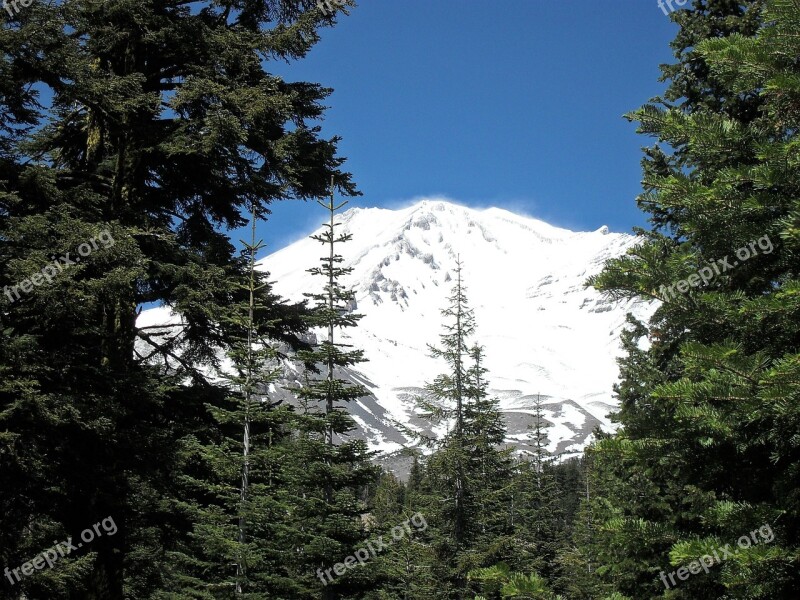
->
(254, 0), (680, 253)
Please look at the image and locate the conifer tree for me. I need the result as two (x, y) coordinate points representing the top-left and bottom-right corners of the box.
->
(419, 258), (474, 545)
(159, 208), (302, 598)
(364, 473), (438, 600)
(413, 261), (519, 598)
(508, 396), (564, 583)
(408, 259), (478, 599)
(586, 0), (800, 597)
(289, 181), (379, 599)
(464, 345), (508, 458)
(463, 344), (515, 566)
(0, 1), (355, 596)
(528, 394), (551, 480)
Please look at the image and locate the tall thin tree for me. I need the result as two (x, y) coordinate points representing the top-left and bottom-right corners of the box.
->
(291, 180), (378, 599)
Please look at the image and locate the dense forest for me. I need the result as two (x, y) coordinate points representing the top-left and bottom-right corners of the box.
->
(1, 0), (798, 598)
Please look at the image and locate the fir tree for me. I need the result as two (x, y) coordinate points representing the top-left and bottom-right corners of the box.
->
(586, 0), (800, 597)
(527, 394), (551, 480)
(463, 344), (515, 568)
(508, 396), (564, 584)
(289, 181), (379, 599)
(419, 258), (474, 545)
(413, 261), (518, 598)
(365, 473), (438, 600)
(158, 207), (301, 598)
(0, 1), (355, 596)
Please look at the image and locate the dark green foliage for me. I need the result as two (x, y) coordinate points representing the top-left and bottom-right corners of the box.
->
(4, 0), (799, 598)
(463, 345), (515, 560)
(0, 1), (354, 597)
(288, 187), (380, 599)
(508, 397), (566, 583)
(406, 261), (520, 599)
(156, 211), (304, 599)
(584, 1), (800, 598)
(411, 260), (476, 596)
(362, 473), (438, 600)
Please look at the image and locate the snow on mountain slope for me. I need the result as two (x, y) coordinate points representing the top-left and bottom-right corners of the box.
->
(257, 199), (653, 465)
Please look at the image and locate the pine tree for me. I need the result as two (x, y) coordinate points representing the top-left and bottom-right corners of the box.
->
(0, 1), (355, 596)
(158, 207), (302, 598)
(508, 396), (565, 584)
(412, 261), (519, 598)
(420, 258), (474, 546)
(406, 258), (478, 599)
(586, 0), (800, 597)
(365, 473), (438, 600)
(463, 344), (515, 567)
(528, 394), (551, 480)
(288, 181), (379, 599)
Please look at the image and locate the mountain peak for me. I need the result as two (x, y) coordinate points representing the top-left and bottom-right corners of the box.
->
(258, 201), (653, 459)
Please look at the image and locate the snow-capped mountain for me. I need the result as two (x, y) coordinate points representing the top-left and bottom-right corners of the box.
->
(257, 199), (653, 472)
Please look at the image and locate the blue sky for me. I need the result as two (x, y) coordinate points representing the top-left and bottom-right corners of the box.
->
(253, 0), (680, 254)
